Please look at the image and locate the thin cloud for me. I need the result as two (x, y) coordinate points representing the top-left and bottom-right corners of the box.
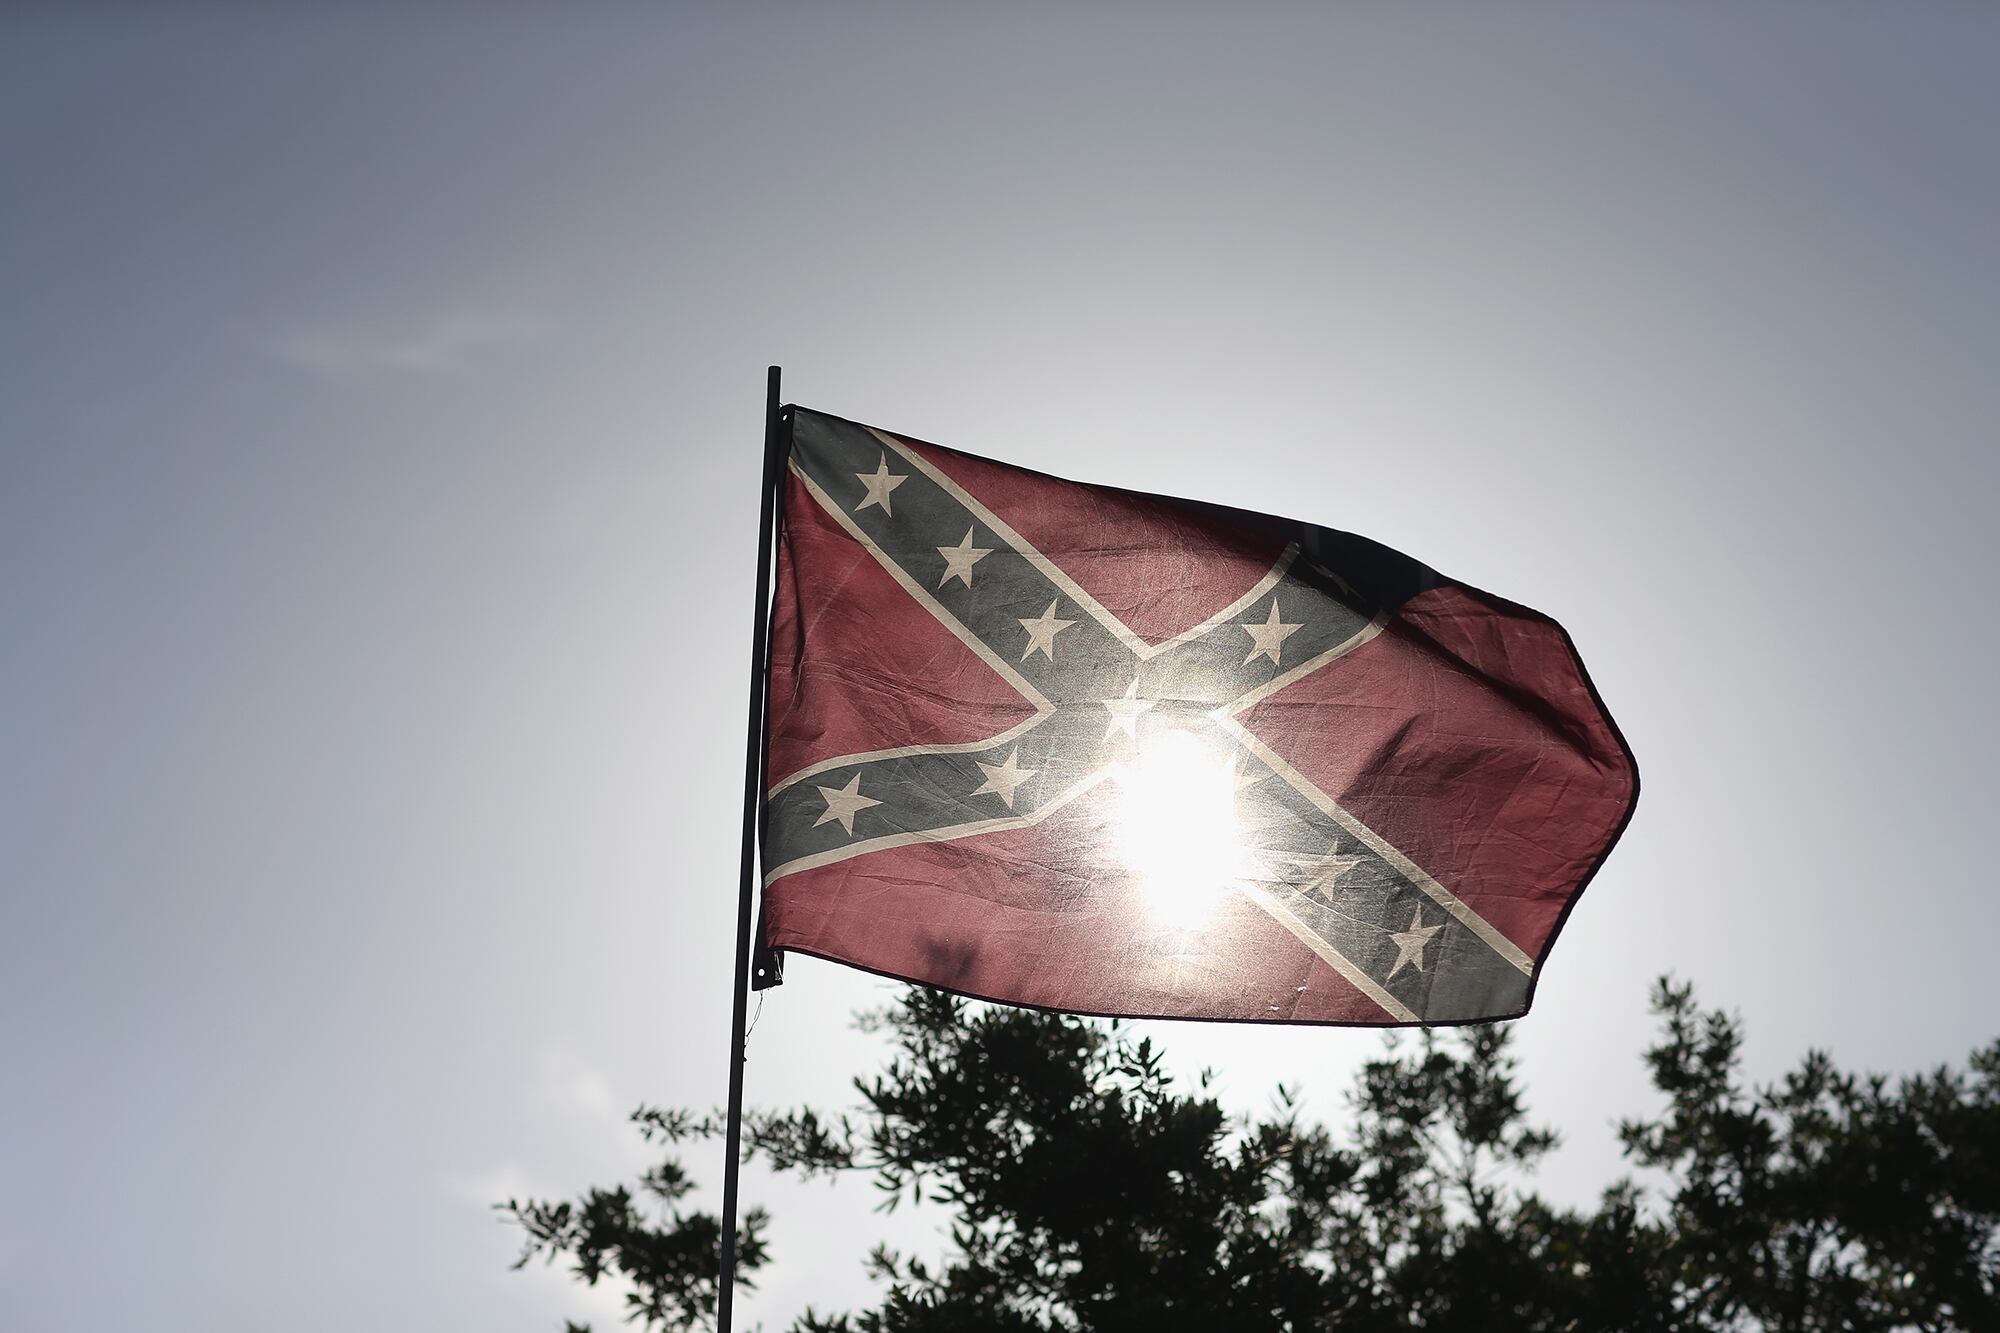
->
(268, 311), (546, 375)
(535, 1046), (619, 1120)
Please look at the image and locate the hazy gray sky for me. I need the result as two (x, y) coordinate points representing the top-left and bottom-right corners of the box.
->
(4, 5), (1996, 1329)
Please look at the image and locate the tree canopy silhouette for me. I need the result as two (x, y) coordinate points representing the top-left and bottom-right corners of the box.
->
(501, 980), (1999, 1331)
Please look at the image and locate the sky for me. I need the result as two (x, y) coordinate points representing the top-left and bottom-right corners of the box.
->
(3, 4), (1997, 1329)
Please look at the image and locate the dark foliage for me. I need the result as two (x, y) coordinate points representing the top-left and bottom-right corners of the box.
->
(500, 980), (2000, 1330)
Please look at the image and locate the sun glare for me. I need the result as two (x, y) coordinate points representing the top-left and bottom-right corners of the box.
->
(1111, 729), (1252, 927)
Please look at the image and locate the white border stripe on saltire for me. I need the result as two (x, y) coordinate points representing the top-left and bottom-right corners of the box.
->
(1210, 616), (1537, 979)
(1235, 882), (1419, 1022)
(768, 713), (1050, 799)
(764, 768), (1113, 885)
(767, 463), (1055, 797)
(868, 426), (1298, 662)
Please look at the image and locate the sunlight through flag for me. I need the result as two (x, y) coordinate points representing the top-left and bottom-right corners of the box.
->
(752, 406), (1637, 1025)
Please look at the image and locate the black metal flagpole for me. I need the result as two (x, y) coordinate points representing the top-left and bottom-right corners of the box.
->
(718, 365), (785, 1333)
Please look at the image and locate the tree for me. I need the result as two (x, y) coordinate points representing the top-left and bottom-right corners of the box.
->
(500, 981), (2000, 1331)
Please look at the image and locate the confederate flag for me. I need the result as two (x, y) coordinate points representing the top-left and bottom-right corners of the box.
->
(754, 407), (1637, 1025)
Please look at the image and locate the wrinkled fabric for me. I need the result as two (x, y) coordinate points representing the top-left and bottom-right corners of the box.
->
(757, 407), (1637, 1025)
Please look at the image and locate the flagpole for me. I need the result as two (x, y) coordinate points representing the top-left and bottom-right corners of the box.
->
(718, 365), (784, 1333)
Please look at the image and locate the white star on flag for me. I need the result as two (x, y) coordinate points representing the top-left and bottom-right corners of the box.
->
(936, 528), (993, 588)
(1312, 841), (1368, 887)
(1018, 599), (1075, 661)
(970, 747), (1036, 809)
(1387, 905), (1443, 979)
(1100, 680), (1157, 743)
(812, 772), (882, 836)
(854, 455), (907, 516)
(1242, 599), (1304, 666)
